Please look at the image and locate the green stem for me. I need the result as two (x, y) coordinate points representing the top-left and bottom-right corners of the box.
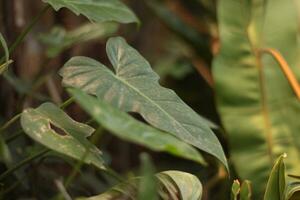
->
(0, 149), (49, 182)
(5, 130), (23, 143)
(105, 167), (124, 182)
(64, 127), (104, 187)
(0, 5), (51, 63)
(59, 97), (74, 109)
(63, 149), (91, 188)
(0, 114), (21, 133)
(0, 97), (74, 135)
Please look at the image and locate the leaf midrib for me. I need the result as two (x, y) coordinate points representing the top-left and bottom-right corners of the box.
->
(114, 74), (215, 152)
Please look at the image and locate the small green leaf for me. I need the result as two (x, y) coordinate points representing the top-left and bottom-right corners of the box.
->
(0, 32), (9, 63)
(77, 180), (138, 200)
(60, 37), (227, 169)
(231, 180), (240, 200)
(76, 170), (202, 200)
(0, 32), (12, 74)
(21, 102), (105, 170)
(69, 88), (206, 165)
(40, 22), (118, 58)
(0, 60), (13, 75)
(240, 180), (252, 200)
(263, 155), (286, 200)
(0, 135), (11, 164)
(42, 0), (139, 24)
(138, 154), (158, 200)
(157, 171), (202, 200)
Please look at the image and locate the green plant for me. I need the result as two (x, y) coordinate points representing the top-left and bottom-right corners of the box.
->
(1, 0), (300, 199)
(0, 0), (224, 199)
(213, 0), (300, 198)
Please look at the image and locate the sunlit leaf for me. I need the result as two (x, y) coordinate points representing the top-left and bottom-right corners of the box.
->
(42, 0), (139, 24)
(69, 88), (206, 164)
(21, 102), (105, 170)
(40, 22), (118, 58)
(61, 37), (227, 169)
(213, 0), (300, 196)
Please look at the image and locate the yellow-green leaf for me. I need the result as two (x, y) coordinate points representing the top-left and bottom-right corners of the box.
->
(21, 102), (105, 170)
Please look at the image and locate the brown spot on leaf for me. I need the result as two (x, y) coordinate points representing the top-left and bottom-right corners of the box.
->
(50, 123), (67, 136)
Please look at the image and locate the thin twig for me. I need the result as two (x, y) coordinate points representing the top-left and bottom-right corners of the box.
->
(0, 5), (51, 63)
(0, 149), (49, 181)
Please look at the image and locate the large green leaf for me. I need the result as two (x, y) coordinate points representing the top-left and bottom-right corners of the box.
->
(157, 171), (202, 200)
(21, 102), (105, 170)
(42, 0), (139, 24)
(76, 170), (202, 200)
(69, 88), (205, 164)
(60, 37), (227, 168)
(213, 0), (300, 196)
(40, 22), (118, 58)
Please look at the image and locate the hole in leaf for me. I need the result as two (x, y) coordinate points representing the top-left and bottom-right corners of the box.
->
(50, 123), (67, 136)
(129, 112), (148, 123)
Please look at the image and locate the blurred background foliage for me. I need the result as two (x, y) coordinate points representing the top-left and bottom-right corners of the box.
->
(1, 0), (299, 199)
(0, 0), (228, 199)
